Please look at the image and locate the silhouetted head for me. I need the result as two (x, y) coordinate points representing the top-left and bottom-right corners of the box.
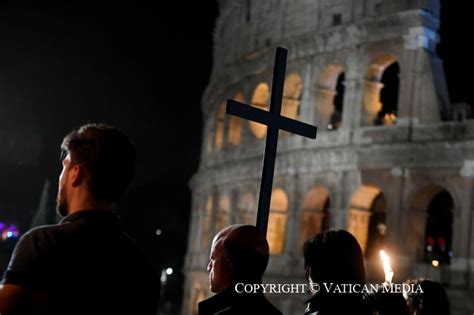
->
(366, 291), (409, 315)
(403, 278), (450, 315)
(303, 229), (366, 285)
(56, 123), (135, 216)
(207, 224), (269, 293)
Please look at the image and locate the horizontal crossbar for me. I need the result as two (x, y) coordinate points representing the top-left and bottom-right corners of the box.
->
(226, 99), (317, 139)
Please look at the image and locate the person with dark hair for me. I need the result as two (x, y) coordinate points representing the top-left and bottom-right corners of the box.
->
(403, 278), (450, 315)
(303, 229), (371, 315)
(198, 224), (282, 315)
(365, 290), (409, 315)
(0, 123), (160, 315)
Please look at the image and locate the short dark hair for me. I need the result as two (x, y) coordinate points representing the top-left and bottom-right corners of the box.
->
(404, 278), (450, 315)
(303, 229), (366, 285)
(365, 291), (409, 315)
(221, 225), (269, 283)
(61, 123), (136, 203)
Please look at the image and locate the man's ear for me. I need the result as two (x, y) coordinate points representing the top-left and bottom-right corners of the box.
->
(70, 164), (85, 187)
(305, 266), (313, 281)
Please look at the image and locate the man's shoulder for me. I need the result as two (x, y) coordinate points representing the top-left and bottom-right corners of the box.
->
(16, 219), (115, 255)
(198, 290), (283, 315)
(24, 224), (60, 234)
(19, 224), (63, 245)
(252, 295), (282, 315)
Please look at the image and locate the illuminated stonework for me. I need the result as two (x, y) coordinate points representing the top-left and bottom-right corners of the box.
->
(184, 1), (473, 315)
(282, 73), (302, 120)
(299, 186), (329, 248)
(249, 83), (270, 138)
(227, 92), (244, 145)
(316, 64), (344, 127)
(267, 188), (288, 254)
(213, 104), (226, 151)
(216, 195), (231, 233)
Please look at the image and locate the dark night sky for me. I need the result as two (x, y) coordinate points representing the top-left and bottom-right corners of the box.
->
(0, 2), (218, 306)
(0, 0), (472, 309)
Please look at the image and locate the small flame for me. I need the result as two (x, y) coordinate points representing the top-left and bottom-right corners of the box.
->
(383, 113), (397, 125)
(380, 250), (394, 284)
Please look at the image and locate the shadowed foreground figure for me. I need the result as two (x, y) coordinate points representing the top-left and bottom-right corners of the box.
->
(365, 290), (409, 315)
(303, 229), (372, 315)
(0, 124), (160, 315)
(199, 224), (282, 315)
(403, 278), (450, 315)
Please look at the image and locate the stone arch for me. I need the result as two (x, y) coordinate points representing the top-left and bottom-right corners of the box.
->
(202, 196), (213, 249)
(347, 185), (387, 256)
(249, 83), (270, 138)
(299, 186), (330, 248)
(363, 54), (400, 126)
(267, 188), (288, 254)
(282, 73), (303, 119)
(216, 194), (231, 233)
(316, 64), (345, 129)
(411, 185), (454, 265)
(411, 185), (447, 213)
(206, 123), (213, 155)
(228, 91), (245, 145)
(237, 191), (256, 225)
(214, 103), (226, 150)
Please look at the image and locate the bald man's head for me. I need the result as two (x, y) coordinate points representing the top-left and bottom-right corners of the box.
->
(207, 225), (269, 293)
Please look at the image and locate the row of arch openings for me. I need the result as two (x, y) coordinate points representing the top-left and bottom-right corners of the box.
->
(209, 55), (400, 152)
(200, 184), (453, 265)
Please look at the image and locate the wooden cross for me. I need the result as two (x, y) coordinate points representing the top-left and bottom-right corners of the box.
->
(226, 47), (317, 234)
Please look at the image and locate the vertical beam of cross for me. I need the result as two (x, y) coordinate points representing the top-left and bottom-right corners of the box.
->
(226, 47), (318, 234)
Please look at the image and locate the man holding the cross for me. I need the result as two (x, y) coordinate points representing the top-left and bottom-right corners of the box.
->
(199, 224), (282, 315)
(199, 47), (316, 315)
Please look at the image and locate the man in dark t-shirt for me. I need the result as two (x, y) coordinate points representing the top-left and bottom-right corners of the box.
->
(0, 124), (160, 315)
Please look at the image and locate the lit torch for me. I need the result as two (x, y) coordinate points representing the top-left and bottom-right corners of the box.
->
(379, 250), (394, 284)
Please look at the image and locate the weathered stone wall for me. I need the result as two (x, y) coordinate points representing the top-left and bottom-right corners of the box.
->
(183, 1), (474, 314)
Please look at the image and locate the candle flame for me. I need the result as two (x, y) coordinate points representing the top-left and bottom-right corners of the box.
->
(379, 250), (394, 284)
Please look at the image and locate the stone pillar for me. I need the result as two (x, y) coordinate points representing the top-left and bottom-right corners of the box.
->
(316, 88), (337, 127)
(194, 196), (205, 253)
(362, 80), (383, 126)
(202, 115), (214, 158)
(404, 207), (426, 262)
(216, 194), (231, 232)
(228, 116), (242, 146)
(214, 104), (226, 151)
(340, 74), (364, 130)
(399, 26), (444, 123)
(285, 177), (301, 257)
(268, 211), (288, 255)
(282, 98), (300, 119)
(187, 198), (200, 254)
(470, 209), (474, 290)
(299, 211), (326, 248)
(347, 208), (372, 253)
(450, 174), (474, 287)
(299, 62), (315, 125)
(202, 195), (214, 250)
